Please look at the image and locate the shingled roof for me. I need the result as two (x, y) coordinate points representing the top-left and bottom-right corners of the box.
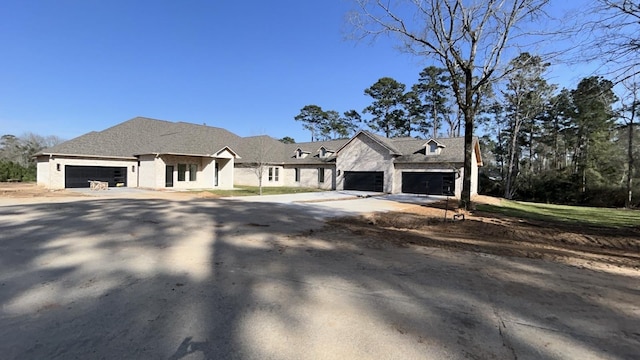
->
(335, 131), (479, 164)
(39, 117), (243, 158)
(391, 137), (471, 163)
(39, 117), (480, 166)
(233, 137), (349, 165)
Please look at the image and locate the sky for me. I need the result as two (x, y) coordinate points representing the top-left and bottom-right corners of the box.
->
(0, 0), (598, 143)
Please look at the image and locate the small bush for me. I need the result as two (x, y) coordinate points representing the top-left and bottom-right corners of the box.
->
(0, 160), (35, 182)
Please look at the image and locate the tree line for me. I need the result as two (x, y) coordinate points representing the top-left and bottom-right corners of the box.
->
(479, 53), (638, 208)
(343, 0), (640, 210)
(293, 50), (639, 208)
(0, 134), (63, 182)
(294, 66), (463, 142)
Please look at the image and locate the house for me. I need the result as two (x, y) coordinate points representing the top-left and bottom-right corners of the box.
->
(335, 131), (481, 197)
(36, 117), (482, 197)
(36, 117), (240, 190)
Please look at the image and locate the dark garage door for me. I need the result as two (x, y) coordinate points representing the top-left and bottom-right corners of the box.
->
(402, 172), (455, 195)
(344, 171), (383, 192)
(65, 166), (127, 188)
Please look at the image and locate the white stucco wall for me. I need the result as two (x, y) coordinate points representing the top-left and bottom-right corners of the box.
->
(282, 165), (335, 190)
(234, 165), (284, 188)
(471, 150), (479, 195)
(216, 158), (234, 189)
(235, 164), (335, 190)
(234, 166), (257, 187)
(36, 156), (138, 189)
(336, 134), (395, 193)
(138, 155), (157, 188)
(36, 158), (50, 187)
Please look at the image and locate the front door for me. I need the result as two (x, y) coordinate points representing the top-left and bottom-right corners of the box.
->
(165, 165), (174, 187)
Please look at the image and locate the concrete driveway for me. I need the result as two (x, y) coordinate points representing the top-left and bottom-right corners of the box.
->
(228, 191), (441, 218)
(0, 195), (638, 359)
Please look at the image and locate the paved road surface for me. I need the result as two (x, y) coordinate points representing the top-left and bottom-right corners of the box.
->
(0, 195), (638, 359)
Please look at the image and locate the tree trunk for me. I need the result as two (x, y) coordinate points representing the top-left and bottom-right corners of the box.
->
(460, 72), (474, 210)
(528, 129), (534, 173)
(504, 111), (522, 200)
(432, 105), (438, 139)
(456, 108), (462, 137)
(581, 140), (588, 193)
(504, 123), (519, 199)
(553, 115), (559, 170)
(497, 126), (504, 179)
(626, 118), (634, 208)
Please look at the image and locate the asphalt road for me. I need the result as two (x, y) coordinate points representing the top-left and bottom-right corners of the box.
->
(0, 195), (638, 359)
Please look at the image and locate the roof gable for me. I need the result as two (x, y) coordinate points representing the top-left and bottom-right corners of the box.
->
(335, 130), (402, 156)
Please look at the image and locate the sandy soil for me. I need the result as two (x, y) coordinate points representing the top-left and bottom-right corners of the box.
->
(0, 182), (218, 200)
(329, 196), (640, 270)
(0, 182), (79, 198)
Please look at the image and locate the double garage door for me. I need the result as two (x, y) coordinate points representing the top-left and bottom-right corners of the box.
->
(402, 172), (455, 195)
(344, 171), (455, 195)
(343, 171), (384, 192)
(65, 166), (127, 188)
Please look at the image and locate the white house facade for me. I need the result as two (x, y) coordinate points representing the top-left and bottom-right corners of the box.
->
(36, 117), (482, 197)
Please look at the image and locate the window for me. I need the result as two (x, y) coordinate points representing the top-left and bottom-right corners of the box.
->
(295, 149), (309, 158)
(178, 164), (187, 181)
(132, 165), (135, 173)
(426, 141), (442, 155)
(319, 148), (333, 158)
(189, 164), (197, 181)
(268, 167), (279, 182)
(56, 163), (61, 171)
(294, 168), (300, 182)
(318, 168), (325, 183)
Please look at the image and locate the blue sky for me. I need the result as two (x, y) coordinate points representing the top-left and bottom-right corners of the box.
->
(0, 0), (595, 142)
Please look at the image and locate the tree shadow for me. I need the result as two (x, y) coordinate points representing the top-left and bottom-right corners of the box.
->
(0, 196), (638, 359)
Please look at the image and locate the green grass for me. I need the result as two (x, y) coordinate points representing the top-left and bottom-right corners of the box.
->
(476, 200), (640, 228)
(198, 186), (324, 197)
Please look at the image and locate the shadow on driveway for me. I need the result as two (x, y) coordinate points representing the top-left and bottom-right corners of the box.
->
(0, 196), (638, 359)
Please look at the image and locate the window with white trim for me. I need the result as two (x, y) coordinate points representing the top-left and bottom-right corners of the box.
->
(268, 167), (279, 182)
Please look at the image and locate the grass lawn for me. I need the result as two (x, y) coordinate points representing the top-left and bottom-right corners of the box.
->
(199, 186), (324, 197)
(476, 199), (640, 228)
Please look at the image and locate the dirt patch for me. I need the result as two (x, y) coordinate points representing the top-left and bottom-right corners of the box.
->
(0, 182), (215, 200)
(328, 198), (640, 270)
(0, 182), (79, 198)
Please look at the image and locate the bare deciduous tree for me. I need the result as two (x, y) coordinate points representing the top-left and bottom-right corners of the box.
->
(244, 135), (281, 195)
(349, 0), (550, 209)
(619, 78), (638, 207)
(585, 1), (640, 83)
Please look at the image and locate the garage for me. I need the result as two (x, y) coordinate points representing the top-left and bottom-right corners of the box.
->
(65, 166), (127, 188)
(402, 172), (455, 195)
(344, 171), (383, 192)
